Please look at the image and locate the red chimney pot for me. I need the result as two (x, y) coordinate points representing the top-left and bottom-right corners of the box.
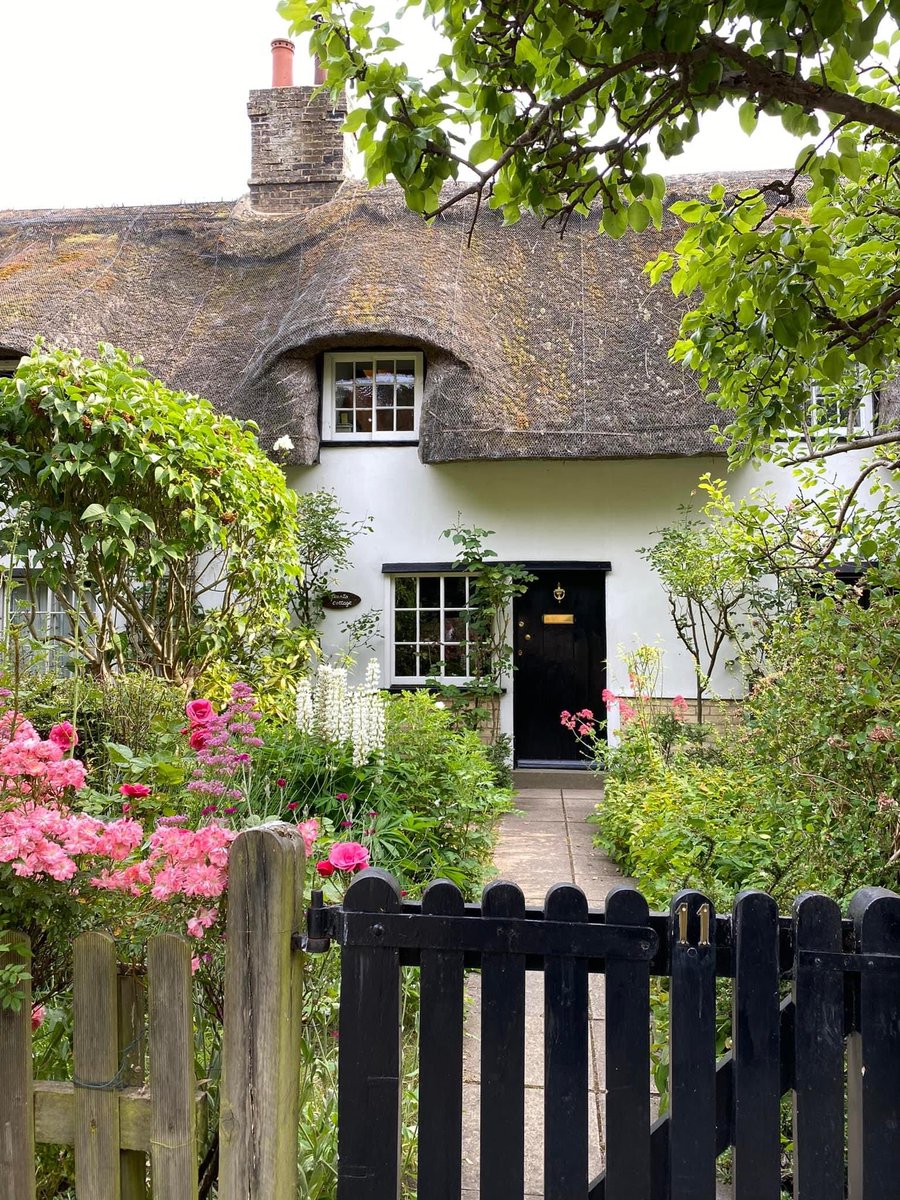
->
(314, 55), (327, 86)
(271, 39), (295, 88)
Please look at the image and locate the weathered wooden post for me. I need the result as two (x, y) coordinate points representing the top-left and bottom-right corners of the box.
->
(74, 930), (122, 1200)
(0, 932), (35, 1200)
(218, 823), (306, 1199)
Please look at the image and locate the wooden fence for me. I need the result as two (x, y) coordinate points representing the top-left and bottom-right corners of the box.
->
(0, 822), (306, 1200)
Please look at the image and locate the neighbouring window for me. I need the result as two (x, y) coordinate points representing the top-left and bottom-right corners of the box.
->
(391, 574), (474, 681)
(808, 377), (875, 437)
(324, 351), (423, 442)
(1, 579), (74, 672)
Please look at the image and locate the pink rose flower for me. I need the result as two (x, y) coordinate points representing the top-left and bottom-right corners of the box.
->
(189, 727), (211, 751)
(185, 699), (214, 725)
(328, 841), (370, 873)
(48, 722), (77, 750)
(119, 782), (152, 798)
(276, 778), (287, 788)
(316, 860), (335, 877)
(31, 1004), (46, 1032)
(578, 723), (591, 736)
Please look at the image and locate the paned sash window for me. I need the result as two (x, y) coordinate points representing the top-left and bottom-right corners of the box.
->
(391, 574), (474, 682)
(324, 351), (423, 442)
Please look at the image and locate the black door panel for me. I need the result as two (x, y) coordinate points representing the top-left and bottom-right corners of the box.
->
(512, 569), (606, 767)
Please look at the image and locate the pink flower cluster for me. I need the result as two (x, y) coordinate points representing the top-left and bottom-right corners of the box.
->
(560, 708), (595, 737)
(601, 689), (636, 724)
(0, 712), (145, 882)
(0, 807), (143, 880)
(0, 712), (86, 797)
(315, 840), (370, 878)
(92, 822), (235, 906)
(184, 684), (262, 807)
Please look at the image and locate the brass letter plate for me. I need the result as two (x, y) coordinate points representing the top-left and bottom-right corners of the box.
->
(542, 613), (574, 625)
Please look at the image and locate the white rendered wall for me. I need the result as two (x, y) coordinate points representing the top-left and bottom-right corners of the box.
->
(289, 446), (884, 742)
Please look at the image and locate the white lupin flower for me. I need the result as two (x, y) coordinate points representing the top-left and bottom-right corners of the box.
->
(297, 658), (386, 765)
(273, 434), (295, 453)
(295, 678), (314, 734)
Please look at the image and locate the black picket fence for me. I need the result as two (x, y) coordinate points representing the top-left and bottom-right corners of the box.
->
(305, 871), (900, 1200)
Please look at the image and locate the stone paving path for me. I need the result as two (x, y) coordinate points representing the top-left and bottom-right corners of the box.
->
(460, 785), (649, 1198)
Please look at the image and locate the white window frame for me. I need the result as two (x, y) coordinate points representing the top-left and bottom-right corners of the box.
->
(323, 350), (423, 443)
(0, 576), (75, 673)
(808, 376), (875, 438)
(388, 572), (477, 685)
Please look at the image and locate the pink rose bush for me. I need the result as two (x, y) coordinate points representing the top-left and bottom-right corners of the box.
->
(0, 712), (142, 882)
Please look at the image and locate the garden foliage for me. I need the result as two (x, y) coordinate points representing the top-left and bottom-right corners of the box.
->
(0, 343), (301, 685)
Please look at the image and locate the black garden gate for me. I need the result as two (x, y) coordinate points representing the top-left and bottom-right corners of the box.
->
(305, 871), (900, 1199)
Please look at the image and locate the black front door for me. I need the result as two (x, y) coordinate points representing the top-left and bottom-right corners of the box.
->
(512, 569), (606, 767)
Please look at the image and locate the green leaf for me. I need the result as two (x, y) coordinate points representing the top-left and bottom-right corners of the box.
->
(81, 503), (107, 522)
(813, 0), (845, 38)
(738, 101), (758, 136)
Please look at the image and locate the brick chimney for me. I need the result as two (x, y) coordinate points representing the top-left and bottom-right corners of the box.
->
(248, 40), (348, 213)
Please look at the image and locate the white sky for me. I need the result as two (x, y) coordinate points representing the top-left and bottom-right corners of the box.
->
(0, 0), (807, 211)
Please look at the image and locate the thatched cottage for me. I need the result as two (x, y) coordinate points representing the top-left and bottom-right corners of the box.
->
(0, 43), (877, 767)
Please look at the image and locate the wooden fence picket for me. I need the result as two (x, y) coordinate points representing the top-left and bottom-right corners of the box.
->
(74, 930), (121, 1200)
(479, 880), (527, 1200)
(148, 935), (197, 1200)
(337, 868), (403, 1200)
(732, 890), (781, 1200)
(0, 932), (35, 1200)
(668, 891), (717, 1200)
(792, 892), (844, 1200)
(544, 883), (590, 1200)
(604, 886), (651, 1200)
(417, 879), (466, 1200)
(848, 887), (900, 1200)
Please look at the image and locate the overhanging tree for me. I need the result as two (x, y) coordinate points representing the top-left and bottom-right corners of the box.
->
(281, 0), (900, 464)
(0, 343), (301, 685)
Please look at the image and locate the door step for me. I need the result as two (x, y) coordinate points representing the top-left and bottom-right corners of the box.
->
(512, 768), (604, 790)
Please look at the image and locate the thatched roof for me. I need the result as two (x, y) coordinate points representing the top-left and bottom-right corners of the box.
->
(0, 173), (838, 464)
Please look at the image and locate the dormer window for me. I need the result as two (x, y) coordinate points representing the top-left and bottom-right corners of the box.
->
(324, 351), (422, 442)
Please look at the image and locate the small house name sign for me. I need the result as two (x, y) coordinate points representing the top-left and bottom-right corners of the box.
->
(323, 591), (362, 611)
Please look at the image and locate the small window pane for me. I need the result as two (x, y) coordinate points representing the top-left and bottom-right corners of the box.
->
(356, 409), (373, 433)
(395, 645), (416, 676)
(419, 612), (440, 642)
(395, 577), (416, 607)
(334, 380), (353, 410)
(355, 381), (373, 408)
(419, 578), (440, 607)
(444, 577), (467, 607)
(376, 409), (395, 432)
(396, 408), (415, 433)
(443, 611), (464, 642)
(376, 383), (394, 408)
(355, 359), (374, 382)
(334, 361), (353, 382)
(419, 645), (441, 676)
(375, 360), (395, 383)
(395, 610), (416, 641)
(443, 644), (465, 676)
(335, 409), (354, 432)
